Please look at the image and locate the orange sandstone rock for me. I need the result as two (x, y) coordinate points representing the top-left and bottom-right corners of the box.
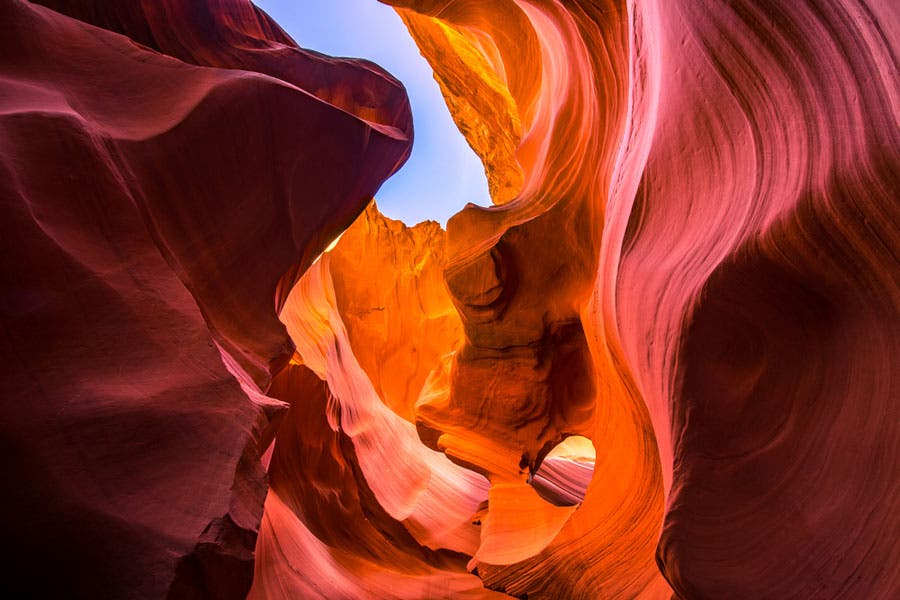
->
(2, 0), (897, 598)
(384, 2), (668, 597)
(380, 0), (899, 598)
(328, 204), (463, 422)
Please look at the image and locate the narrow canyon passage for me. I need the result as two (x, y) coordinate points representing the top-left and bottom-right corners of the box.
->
(0, 1), (897, 599)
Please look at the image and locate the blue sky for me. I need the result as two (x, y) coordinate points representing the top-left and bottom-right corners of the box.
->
(254, 0), (491, 226)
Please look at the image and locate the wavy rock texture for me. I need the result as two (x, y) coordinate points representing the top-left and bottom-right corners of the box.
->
(0, 0), (410, 597)
(2, 0), (898, 599)
(378, 0), (898, 598)
(249, 206), (509, 597)
(328, 204), (464, 423)
(614, 4), (900, 598)
(529, 435), (596, 507)
(388, 1), (669, 597)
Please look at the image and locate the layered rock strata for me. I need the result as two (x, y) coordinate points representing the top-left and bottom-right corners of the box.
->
(0, 1), (410, 597)
(1, 0), (897, 598)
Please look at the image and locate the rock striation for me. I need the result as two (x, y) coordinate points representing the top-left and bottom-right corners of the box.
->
(251, 209), (496, 597)
(382, 0), (899, 598)
(0, 1), (409, 597)
(1, 0), (897, 599)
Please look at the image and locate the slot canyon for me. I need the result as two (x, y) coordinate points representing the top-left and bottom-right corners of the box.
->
(0, 0), (898, 599)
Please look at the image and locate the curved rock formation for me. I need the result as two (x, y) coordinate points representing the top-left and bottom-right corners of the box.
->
(2, 0), (897, 598)
(0, 1), (409, 597)
(529, 435), (596, 507)
(251, 214), (496, 596)
(619, 3), (900, 597)
(382, 0), (899, 598)
(387, 1), (668, 597)
(328, 204), (463, 423)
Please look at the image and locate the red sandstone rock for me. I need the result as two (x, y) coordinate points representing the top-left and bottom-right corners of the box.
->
(2, 0), (897, 598)
(0, 1), (410, 597)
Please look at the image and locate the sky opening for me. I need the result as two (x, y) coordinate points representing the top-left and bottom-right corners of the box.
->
(253, 0), (492, 226)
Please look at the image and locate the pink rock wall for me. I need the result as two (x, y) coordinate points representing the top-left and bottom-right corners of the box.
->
(1, 0), (897, 598)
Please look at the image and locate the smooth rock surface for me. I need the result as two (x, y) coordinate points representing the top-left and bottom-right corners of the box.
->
(0, 1), (410, 597)
(383, 0), (899, 598)
(2, 0), (897, 598)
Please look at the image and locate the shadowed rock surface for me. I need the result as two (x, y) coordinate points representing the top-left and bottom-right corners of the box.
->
(1, 0), (897, 599)
(0, 1), (409, 597)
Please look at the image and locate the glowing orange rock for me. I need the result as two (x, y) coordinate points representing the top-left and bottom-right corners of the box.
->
(328, 204), (463, 423)
(2, 0), (897, 598)
(254, 207), (497, 597)
(385, 1), (669, 597)
(381, 0), (899, 598)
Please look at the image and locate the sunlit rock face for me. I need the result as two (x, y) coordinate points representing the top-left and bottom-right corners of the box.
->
(0, 0), (409, 597)
(381, 0), (899, 598)
(2, 0), (897, 599)
(265, 0), (897, 597)
(388, 2), (668, 596)
(251, 207), (500, 597)
(328, 204), (464, 423)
